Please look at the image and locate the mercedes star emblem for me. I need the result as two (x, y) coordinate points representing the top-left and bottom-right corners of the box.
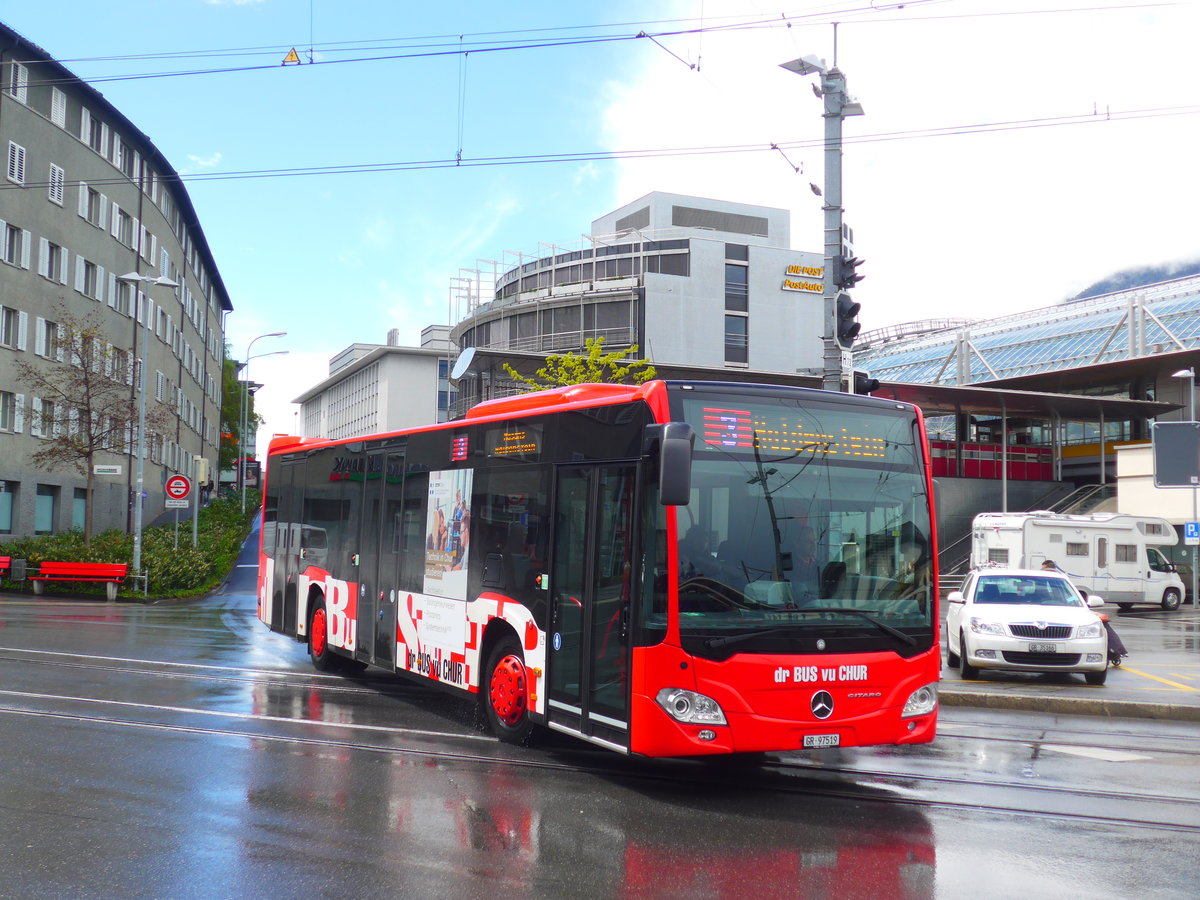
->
(811, 690), (834, 720)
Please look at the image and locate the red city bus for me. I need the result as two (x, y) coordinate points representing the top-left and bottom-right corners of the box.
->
(257, 380), (939, 757)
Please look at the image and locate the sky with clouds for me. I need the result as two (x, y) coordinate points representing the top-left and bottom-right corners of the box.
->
(5, 1), (1197, 452)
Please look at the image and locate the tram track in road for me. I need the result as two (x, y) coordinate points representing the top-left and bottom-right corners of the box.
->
(0, 679), (1196, 836)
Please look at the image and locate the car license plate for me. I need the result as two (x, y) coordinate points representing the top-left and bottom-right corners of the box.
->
(1028, 642), (1057, 653)
(803, 734), (840, 749)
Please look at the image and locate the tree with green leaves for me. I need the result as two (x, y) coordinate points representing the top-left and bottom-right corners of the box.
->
(218, 348), (265, 473)
(502, 337), (656, 392)
(14, 303), (172, 544)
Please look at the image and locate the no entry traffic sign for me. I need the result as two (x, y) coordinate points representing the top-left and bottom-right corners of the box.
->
(165, 475), (191, 507)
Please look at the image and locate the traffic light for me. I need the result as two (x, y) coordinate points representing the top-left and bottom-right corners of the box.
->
(835, 292), (861, 349)
(852, 370), (880, 395)
(836, 255), (865, 290)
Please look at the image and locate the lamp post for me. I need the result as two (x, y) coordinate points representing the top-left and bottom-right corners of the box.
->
(1172, 367), (1198, 608)
(240, 332), (287, 513)
(118, 272), (178, 584)
(781, 49), (864, 393)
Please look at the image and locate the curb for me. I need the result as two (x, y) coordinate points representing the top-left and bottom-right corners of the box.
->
(940, 689), (1200, 723)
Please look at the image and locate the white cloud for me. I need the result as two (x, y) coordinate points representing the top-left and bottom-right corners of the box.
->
(180, 151), (223, 175)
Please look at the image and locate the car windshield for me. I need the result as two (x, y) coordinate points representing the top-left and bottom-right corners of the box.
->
(973, 575), (1085, 606)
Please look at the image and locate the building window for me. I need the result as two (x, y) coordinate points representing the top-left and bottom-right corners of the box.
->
(118, 139), (136, 179)
(1115, 544), (1138, 563)
(0, 481), (14, 534)
(80, 260), (99, 299)
(7, 141), (26, 185)
(48, 164), (65, 205)
(35, 484), (58, 535)
(0, 306), (20, 347)
(725, 263), (749, 312)
(116, 209), (134, 247)
(73, 488), (87, 531)
(37, 319), (60, 360)
(82, 185), (103, 226)
(0, 391), (14, 431)
(7, 62), (28, 104)
(3, 223), (27, 267)
(725, 243), (749, 261)
(114, 279), (132, 316)
(87, 115), (105, 154)
(724, 315), (749, 364)
(1066, 542), (1089, 557)
(40, 241), (66, 283)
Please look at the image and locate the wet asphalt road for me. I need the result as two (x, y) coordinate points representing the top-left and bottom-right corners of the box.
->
(0, 532), (1197, 899)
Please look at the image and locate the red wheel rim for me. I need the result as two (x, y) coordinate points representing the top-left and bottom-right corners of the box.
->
(489, 653), (528, 727)
(312, 607), (327, 657)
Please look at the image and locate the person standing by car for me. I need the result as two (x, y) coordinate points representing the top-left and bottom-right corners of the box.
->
(1043, 560), (1126, 664)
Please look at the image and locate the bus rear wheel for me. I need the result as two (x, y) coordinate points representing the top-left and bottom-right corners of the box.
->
(308, 598), (340, 672)
(484, 636), (534, 745)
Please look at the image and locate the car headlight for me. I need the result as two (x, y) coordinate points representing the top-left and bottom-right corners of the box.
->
(967, 617), (1005, 636)
(655, 688), (727, 725)
(1076, 621), (1103, 639)
(902, 683), (938, 717)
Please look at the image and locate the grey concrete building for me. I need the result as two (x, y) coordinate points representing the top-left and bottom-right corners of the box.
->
(448, 192), (825, 413)
(0, 23), (232, 540)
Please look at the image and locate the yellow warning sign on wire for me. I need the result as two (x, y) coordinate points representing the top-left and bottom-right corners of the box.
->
(282, 48), (301, 65)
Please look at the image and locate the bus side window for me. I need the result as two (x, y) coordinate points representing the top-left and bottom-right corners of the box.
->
(398, 473), (428, 593)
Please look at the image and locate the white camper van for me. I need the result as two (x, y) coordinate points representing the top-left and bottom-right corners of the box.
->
(970, 511), (1184, 611)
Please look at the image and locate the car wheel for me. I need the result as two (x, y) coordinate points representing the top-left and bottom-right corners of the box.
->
(946, 637), (960, 668)
(1161, 588), (1182, 612)
(1085, 667), (1108, 686)
(958, 631), (979, 680)
(1117, 603), (1133, 612)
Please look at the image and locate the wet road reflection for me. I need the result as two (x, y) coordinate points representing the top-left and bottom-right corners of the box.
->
(0, 560), (1195, 898)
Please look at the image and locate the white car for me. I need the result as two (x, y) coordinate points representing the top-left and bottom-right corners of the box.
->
(946, 568), (1109, 685)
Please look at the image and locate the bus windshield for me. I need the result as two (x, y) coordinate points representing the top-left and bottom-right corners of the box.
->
(670, 388), (935, 657)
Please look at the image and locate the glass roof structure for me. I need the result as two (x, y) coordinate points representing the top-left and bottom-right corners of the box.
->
(857, 274), (1200, 385)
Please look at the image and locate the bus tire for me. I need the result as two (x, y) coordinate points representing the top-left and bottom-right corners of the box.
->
(308, 596), (340, 673)
(1161, 588), (1182, 611)
(483, 635), (534, 745)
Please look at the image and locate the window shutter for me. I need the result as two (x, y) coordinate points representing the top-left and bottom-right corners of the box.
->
(37, 238), (49, 278)
(75, 255), (86, 292)
(132, 151), (141, 181)
(80, 107), (91, 143)
(54, 403), (64, 437)
(100, 123), (109, 156)
(56, 323), (65, 361)
(96, 266), (105, 302)
(110, 202), (120, 238)
(99, 194), (109, 227)
(48, 164), (64, 205)
(108, 272), (117, 308)
(35, 317), (46, 356)
(13, 394), (23, 433)
(51, 88), (66, 127)
(58, 249), (68, 285)
(78, 181), (89, 217)
(30, 397), (42, 437)
(20, 230), (30, 269)
(69, 407), (79, 437)
(16, 311), (27, 350)
(7, 142), (25, 184)
(92, 337), (103, 373)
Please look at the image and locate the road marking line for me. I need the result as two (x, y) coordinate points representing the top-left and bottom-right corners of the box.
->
(1041, 744), (1151, 762)
(1119, 665), (1199, 692)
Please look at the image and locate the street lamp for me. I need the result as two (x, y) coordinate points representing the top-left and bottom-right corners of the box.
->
(781, 50), (864, 393)
(118, 272), (178, 586)
(240, 332), (287, 512)
(1172, 367), (1198, 608)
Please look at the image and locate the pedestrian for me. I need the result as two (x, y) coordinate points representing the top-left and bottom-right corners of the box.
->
(1043, 560), (1126, 664)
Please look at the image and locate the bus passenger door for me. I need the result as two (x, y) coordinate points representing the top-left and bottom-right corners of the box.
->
(274, 457), (306, 635)
(549, 464), (637, 750)
(359, 450), (405, 669)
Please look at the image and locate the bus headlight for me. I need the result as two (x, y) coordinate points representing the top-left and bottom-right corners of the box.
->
(656, 688), (727, 726)
(901, 684), (938, 717)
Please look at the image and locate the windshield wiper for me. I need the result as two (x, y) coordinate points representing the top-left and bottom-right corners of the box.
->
(704, 628), (781, 650)
(800, 607), (917, 646)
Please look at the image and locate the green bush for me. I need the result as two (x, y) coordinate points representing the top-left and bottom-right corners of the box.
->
(1, 492), (260, 599)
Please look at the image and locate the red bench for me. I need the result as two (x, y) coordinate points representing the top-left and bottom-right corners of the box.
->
(29, 561), (129, 601)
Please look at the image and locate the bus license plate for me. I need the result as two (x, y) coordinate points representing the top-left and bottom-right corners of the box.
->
(1028, 642), (1057, 653)
(803, 734), (840, 749)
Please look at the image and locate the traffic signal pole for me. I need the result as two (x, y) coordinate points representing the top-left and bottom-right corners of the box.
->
(821, 66), (850, 392)
(819, 65), (861, 392)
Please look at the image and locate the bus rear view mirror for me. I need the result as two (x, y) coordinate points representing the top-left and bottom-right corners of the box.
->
(657, 422), (695, 507)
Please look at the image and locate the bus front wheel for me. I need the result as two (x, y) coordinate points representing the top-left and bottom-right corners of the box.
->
(484, 636), (534, 745)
